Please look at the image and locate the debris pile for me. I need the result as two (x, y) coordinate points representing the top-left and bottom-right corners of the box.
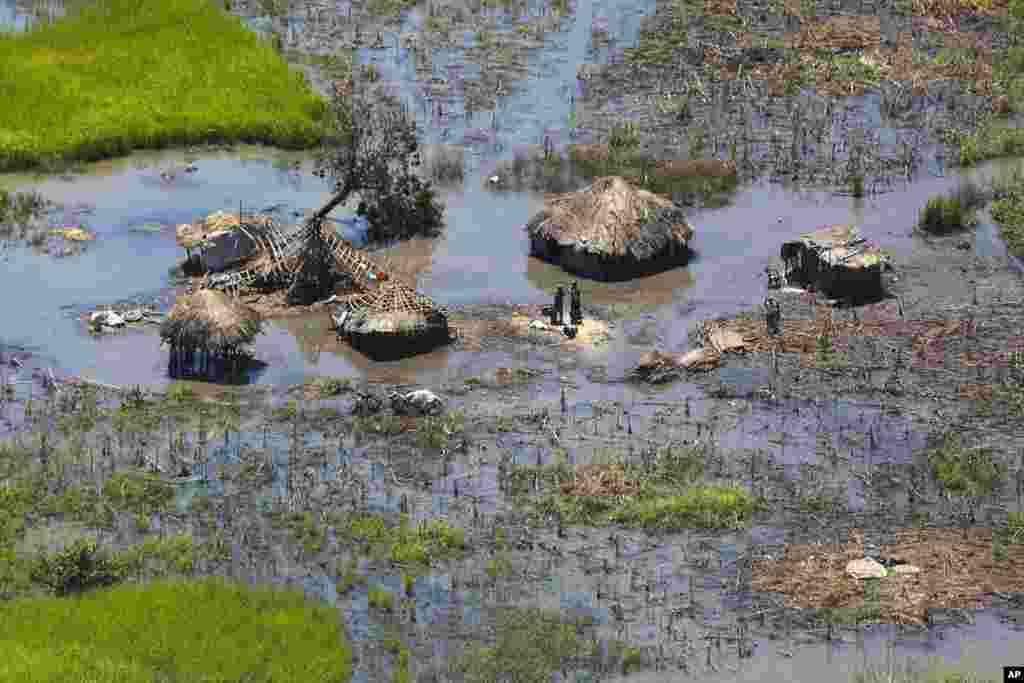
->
(560, 463), (641, 498)
(751, 528), (1024, 625)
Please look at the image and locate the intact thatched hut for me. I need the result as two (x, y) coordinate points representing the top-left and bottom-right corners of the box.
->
(175, 211), (277, 273)
(782, 224), (889, 301)
(160, 290), (264, 379)
(526, 176), (694, 281)
(334, 281), (452, 361)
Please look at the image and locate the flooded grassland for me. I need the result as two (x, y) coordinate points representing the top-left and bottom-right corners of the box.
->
(2, 0), (1024, 681)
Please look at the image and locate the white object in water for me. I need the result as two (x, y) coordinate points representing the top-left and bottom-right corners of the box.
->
(488, 175), (500, 184)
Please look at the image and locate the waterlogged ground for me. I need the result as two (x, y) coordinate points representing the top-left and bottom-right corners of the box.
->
(2, 0), (1024, 681)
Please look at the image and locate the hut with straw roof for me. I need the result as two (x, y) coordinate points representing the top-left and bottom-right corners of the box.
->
(781, 224), (889, 301)
(160, 290), (264, 379)
(525, 176), (694, 281)
(175, 210), (277, 274)
(334, 281), (452, 360)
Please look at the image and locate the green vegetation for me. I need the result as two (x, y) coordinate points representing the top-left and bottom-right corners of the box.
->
(610, 483), (757, 531)
(0, 0), (328, 172)
(513, 445), (758, 531)
(366, 0), (418, 18)
(450, 607), (592, 683)
(626, 0), (689, 66)
(324, 512), (467, 571)
(368, 583), (395, 611)
(990, 168), (1024, 258)
(918, 192), (980, 234)
(424, 15), (451, 34)
(925, 433), (1005, 502)
(0, 576), (353, 682)
(852, 658), (999, 683)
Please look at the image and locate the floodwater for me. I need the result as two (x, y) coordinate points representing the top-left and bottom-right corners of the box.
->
(5, 2), (1024, 680)
(3, 1), (1024, 390)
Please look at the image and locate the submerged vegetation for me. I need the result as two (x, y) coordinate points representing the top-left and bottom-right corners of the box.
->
(0, 0), (328, 172)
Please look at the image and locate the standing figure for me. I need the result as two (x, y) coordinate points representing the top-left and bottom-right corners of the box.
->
(552, 286), (565, 326)
(570, 281), (582, 325)
(764, 296), (782, 336)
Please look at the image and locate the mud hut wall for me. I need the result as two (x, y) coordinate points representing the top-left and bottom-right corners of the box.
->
(200, 231), (259, 273)
(530, 234), (689, 282)
(790, 244), (883, 298)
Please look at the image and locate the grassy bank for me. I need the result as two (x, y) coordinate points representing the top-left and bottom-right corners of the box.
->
(0, 575), (353, 682)
(0, 0), (328, 172)
(991, 168), (1024, 258)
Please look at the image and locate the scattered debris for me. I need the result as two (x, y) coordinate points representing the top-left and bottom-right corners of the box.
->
(845, 557), (888, 579)
(561, 463), (641, 498)
(390, 389), (445, 417)
(48, 226), (96, 242)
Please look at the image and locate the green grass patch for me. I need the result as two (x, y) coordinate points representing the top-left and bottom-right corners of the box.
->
(610, 483), (757, 531)
(918, 192), (979, 234)
(925, 432), (1005, 501)
(450, 607), (592, 683)
(102, 469), (175, 515)
(0, 0), (328, 172)
(0, 575), (353, 682)
(366, 0), (418, 18)
(990, 169), (1024, 259)
(325, 512), (467, 571)
(368, 582), (395, 611)
(944, 120), (1024, 168)
(852, 658), (999, 683)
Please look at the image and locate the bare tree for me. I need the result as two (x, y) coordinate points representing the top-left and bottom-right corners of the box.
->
(312, 92), (444, 244)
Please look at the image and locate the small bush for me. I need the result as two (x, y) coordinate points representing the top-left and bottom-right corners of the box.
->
(29, 538), (123, 597)
(921, 189), (974, 235)
(368, 584), (395, 611)
(926, 433), (1005, 501)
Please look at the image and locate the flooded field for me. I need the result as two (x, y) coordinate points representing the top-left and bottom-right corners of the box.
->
(3, 0), (1024, 681)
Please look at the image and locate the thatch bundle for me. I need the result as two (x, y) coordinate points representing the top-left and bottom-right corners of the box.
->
(526, 176), (694, 281)
(336, 281), (452, 360)
(655, 159), (737, 179)
(175, 211), (276, 250)
(161, 290), (264, 356)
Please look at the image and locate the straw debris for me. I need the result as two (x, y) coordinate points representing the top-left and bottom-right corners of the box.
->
(751, 528), (1024, 625)
(560, 463), (642, 498)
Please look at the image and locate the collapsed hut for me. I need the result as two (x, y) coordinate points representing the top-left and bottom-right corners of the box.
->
(334, 281), (452, 361)
(781, 224), (889, 301)
(175, 210), (277, 274)
(525, 176), (694, 281)
(160, 290), (264, 379)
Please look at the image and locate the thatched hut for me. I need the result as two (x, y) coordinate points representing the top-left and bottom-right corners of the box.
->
(782, 224), (889, 301)
(526, 176), (694, 281)
(160, 290), (264, 379)
(175, 211), (277, 273)
(334, 281), (452, 360)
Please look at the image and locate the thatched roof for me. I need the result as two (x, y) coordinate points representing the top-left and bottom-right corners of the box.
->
(796, 224), (888, 270)
(525, 176), (693, 261)
(339, 281), (448, 338)
(160, 290), (264, 352)
(336, 281), (451, 359)
(175, 211), (277, 250)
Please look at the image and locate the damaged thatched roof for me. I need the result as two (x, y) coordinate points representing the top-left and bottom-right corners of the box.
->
(339, 281), (449, 338)
(796, 224), (888, 270)
(160, 290), (264, 352)
(175, 211), (277, 250)
(525, 176), (693, 261)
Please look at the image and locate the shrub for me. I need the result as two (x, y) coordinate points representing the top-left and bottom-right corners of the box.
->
(28, 538), (123, 597)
